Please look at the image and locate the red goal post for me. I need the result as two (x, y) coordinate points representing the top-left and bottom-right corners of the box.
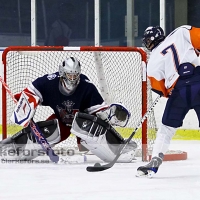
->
(1, 46), (157, 161)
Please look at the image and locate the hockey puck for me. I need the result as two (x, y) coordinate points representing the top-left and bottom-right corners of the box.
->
(94, 163), (101, 167)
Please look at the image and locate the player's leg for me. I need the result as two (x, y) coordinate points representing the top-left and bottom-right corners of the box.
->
(0, 119), (61, 160)
(47, 114), (87, 151)
(71, 113), (137, 163)
(46, 114), (71, 142)
(136, 124), (176, 178)
(137, 87), (190, 177)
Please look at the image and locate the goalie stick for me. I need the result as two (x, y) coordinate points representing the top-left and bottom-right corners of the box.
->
(0, 75), (59, 163)
(86, 94), (161, 172)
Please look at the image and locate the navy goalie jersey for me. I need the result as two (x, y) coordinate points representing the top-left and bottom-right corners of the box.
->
(29, 72), (106, 125)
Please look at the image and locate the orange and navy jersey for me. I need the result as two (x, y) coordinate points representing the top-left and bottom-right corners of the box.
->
(147, 25), (200, 97)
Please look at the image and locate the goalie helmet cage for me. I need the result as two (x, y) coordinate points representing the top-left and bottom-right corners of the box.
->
(1, 46), (156, 161)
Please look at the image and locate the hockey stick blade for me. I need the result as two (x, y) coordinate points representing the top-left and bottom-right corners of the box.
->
(86, 154), (121, 172)
(86, 95), (161, 172)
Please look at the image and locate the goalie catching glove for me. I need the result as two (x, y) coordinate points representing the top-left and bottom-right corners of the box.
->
(96, 103), (130, 127)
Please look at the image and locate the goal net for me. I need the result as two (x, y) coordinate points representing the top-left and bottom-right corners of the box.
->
(1, 46), (157, 161)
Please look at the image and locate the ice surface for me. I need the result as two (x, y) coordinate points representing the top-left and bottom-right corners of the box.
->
(0, 140), (200, 200)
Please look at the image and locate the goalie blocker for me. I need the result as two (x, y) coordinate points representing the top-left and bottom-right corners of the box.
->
(0, 119), (61, 160)
(71, 112), (137, 163)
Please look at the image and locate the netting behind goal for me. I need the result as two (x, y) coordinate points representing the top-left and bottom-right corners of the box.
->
(1, 46), (157, 161)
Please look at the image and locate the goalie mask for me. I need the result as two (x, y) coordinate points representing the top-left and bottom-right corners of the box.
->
(59, 57), (81, 94)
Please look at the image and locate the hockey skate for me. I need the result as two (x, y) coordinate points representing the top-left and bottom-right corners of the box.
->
(136, 153), (163, 178)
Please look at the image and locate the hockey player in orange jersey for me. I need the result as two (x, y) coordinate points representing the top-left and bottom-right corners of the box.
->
(136, 25), (200, 178)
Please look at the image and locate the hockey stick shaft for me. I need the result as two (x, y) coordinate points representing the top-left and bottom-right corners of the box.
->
(29, 119), (59, 163)
(0, 76), (18, 104)
(86, 94), (162, 172)
(0, 75), (59, 163)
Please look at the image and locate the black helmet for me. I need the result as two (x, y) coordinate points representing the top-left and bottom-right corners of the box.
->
(142, 26), (165, 51)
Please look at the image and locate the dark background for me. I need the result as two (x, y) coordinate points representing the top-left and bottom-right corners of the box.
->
(0, 0), (198, 46)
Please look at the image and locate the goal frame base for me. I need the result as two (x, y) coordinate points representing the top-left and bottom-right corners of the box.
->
(148, 151), (187, 161)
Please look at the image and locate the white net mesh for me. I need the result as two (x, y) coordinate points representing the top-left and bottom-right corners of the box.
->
(1, 47), (157, 160)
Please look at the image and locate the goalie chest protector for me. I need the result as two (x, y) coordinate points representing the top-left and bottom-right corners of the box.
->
(72, 113), (125, 145)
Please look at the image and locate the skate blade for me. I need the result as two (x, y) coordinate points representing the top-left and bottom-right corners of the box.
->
(136, 170), (156, 178)
(135, 170), (146, 177)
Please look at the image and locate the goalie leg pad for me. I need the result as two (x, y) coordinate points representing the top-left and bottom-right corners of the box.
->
(71, 113), (136, 162)
(80, 139), (135, 163)
(0, 119), (61, 160)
